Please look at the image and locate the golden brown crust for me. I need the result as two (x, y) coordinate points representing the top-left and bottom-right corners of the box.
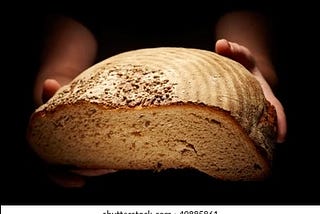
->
(249, 99), (277, 161)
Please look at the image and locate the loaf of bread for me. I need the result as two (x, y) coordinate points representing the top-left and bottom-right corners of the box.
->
(27, 47), (277, 181)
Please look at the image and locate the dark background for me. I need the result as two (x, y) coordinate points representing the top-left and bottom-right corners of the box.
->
(2, 0), (319, 205)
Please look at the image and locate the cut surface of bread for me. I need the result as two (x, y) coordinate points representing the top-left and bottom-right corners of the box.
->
(27, 47), (277, 181)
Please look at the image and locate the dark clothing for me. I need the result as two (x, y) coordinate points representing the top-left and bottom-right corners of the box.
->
(39, 1), (275, 61)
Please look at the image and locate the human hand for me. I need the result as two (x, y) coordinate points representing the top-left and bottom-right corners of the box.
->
(215, 39), (287, 143)
(41, 79), (117, 188)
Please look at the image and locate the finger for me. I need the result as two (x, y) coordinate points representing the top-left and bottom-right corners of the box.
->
(47, 169), (86, 188)
(252, 71), (287, 143)
(70, 169), (117, 176)
(271, 98), (287, 143)
(42, 79), (61, 103)
(215, 39), (255, 71)
(215, 39), (232, 55)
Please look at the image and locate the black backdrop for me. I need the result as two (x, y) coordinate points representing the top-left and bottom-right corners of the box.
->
(2, 0), (319, 205)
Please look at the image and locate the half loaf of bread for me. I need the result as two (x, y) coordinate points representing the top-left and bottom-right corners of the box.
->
(27, 47), (277, 181)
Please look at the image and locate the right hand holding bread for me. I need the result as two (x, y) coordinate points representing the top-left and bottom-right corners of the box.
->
(215, 39), (286, 143)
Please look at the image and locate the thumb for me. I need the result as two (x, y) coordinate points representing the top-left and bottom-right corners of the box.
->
(42, 79), (61, 104)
